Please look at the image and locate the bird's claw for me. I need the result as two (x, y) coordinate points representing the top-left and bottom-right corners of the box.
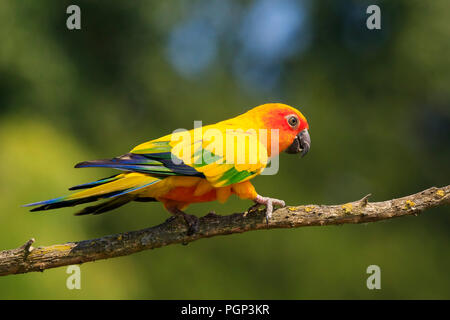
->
(244, 203), (263, 216)
(254, 195), (286, 223)
(168, 208), (200, 236)
(204, 211), (220, 218)
(165, 216), (177, 223)
(184, 214), (199, 236)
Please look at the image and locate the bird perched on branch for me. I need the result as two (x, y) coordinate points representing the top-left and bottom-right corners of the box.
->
(25, 103), (310, 234)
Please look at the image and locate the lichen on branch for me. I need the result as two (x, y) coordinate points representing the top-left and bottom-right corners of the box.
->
(0, 185), (448, 277)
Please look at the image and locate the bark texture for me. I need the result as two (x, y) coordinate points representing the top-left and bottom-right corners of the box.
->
(1, 185), (448, 276)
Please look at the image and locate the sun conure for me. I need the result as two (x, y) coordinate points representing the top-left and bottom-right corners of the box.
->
(25, 103), (311, 234)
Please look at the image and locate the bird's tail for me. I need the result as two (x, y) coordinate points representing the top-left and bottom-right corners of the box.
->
(24, 172), (160, 215)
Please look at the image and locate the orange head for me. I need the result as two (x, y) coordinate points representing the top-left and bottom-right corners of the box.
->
(242, 103), (311, 157)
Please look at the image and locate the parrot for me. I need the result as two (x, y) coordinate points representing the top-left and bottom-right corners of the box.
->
(25, 103), (310, 234)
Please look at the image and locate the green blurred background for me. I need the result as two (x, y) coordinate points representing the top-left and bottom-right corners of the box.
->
(0, 0), (449, 299)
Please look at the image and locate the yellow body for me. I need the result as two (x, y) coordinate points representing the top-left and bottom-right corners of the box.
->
(26, 103), (308, 215)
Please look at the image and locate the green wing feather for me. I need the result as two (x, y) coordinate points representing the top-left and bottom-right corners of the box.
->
(131, 128), (268, 187)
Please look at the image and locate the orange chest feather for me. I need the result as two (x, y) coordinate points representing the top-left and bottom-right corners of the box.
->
(161, 186), (218, 203)
(141, 176), (257, 204)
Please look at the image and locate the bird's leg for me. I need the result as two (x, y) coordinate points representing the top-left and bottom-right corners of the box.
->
(168, 208), (200, 236)
(254, 195), (286, 223)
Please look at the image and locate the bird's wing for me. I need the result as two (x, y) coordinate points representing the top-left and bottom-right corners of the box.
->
(75, 140), (204, 178)
(77, 125), (268, 187)
(131, 126), (269, 187)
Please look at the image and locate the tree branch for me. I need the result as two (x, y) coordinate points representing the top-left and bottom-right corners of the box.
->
(1, 185), (449, 277)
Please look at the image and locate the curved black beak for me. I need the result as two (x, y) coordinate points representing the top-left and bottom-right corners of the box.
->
(285, 129), (311, 157)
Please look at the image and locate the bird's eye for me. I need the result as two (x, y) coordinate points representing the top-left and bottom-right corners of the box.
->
(287, 116), (298, 128)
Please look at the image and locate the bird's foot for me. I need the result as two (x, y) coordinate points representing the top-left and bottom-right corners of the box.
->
(254, 195), (286, 223)
(204, 211), (220, 219)
(184, 214), (199, 236)
(244, 202), (263, 216)
(169, 208), (200, 236)
(165, 216), (177, 223)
